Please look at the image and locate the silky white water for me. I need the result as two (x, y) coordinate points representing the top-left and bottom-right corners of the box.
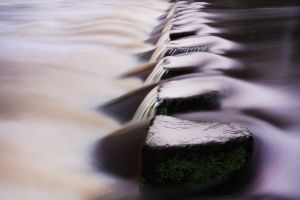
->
(0, 1), (168, 200)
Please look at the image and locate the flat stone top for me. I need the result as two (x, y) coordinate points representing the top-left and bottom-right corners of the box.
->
(146, 116), (251, 147)
(161, 52), (242, 71)
(165, 36), (242, 52)
(158, 76), (226, 100)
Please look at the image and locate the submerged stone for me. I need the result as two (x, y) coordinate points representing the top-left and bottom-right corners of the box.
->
(140, 115), (253, 189)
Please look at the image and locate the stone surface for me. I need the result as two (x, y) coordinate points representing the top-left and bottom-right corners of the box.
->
(153, 52), (243, 81)
(156, 77), (224, 115)
(140, 115), (252, 189)
(158, 36), (242, 59)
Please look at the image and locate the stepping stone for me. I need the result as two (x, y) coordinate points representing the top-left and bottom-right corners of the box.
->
(140, 115), (253, 189)
(145, 52), (243, 83)
(156, 77), (224, 115)
(133, 76), (224, 121)
(169, 23), (220, 40)
(151, 36), (242, 61)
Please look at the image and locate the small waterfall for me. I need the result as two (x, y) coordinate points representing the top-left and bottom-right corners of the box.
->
(132, 86), (159, 122)
(144, 59), (168, 83)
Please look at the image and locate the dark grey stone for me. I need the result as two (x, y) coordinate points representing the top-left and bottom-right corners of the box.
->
(140, 115), (253, 189)
(156, 77), (223, 115)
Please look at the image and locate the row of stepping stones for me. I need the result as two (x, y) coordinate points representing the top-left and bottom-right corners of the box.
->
(136, 1), (253, 193)
(98, 0), (271, 197)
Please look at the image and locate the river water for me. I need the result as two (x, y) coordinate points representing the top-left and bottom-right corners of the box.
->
(0, 0), (168, 200)
(1, 0), (300, 200)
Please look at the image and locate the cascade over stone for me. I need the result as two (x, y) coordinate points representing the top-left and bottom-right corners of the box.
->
(140, 115), (252, 188)
(146, 52), (243, 82)
(153, 35), (242, 61)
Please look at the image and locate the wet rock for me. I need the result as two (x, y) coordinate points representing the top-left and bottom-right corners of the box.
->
(155, 36), (243, 60)
(140, 115), (253, 189)
(169, 30), (198, 41)
(162, 52), (243, 72)
(156, 78), (224, 115)
(132, 77), (225, 122)
(169, 24), (221, 40)
(145, 52), (244, 83)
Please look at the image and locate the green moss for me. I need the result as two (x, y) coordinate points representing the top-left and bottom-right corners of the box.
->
(154, 145), (247, 186)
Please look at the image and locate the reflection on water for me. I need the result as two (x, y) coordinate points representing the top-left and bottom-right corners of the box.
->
(0, 0), (168, 200)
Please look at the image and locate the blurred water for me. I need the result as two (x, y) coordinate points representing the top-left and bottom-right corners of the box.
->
(0, 0), (169, 200)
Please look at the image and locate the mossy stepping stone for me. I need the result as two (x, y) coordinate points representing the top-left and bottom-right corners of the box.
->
(140, 115), (253, 189)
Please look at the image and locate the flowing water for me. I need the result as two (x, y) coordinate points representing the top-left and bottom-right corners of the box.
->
(0, 0), (168, 200)
(1, 0), (300, 200)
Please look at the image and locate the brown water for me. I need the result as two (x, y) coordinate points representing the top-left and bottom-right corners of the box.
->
(0, 0), (169, 200)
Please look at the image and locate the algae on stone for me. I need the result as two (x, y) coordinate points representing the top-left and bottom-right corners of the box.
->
(154, 144), (248, 186)
(140, 116), (253, 189)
